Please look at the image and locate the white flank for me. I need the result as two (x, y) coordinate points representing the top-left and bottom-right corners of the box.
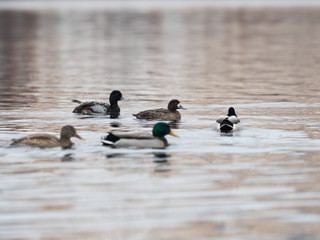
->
(91, 104), (106, 113)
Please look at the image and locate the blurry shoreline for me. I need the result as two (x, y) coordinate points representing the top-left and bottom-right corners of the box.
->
(1, 0), (320, 10)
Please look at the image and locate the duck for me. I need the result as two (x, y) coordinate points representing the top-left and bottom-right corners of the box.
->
(11, 125), (84, 149)
(216, 107), (241, 133)
(133, 99), (186, 121)
(72, 90), (127, 118)
(101, 122), (179, 149)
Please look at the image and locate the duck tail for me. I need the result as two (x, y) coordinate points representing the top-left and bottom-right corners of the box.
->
(101, 133), (120, 146)
(72, 99), (82, 104)
(220, 119), (234, 133)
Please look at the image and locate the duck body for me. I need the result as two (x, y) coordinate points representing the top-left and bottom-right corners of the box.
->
(133, 99), (186, 121)
(11, 134), (62, 147)
(72, 101), (111, 115)
(101, 122), (178, 149)
(103, 132), (168, 149)
(133, 108), (181, 121)
(216, 107), (241, 133)
(11, 125), (83, 149)
(72, 90), (126, 118)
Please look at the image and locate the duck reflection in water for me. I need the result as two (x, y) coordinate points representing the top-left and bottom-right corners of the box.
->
(153, 152), (171, 163)
(153, 152), (171, 173)
(110, 122), (121, 128)
(61, 153), (74, 162)
(168, 121), (180, 129)
(220, 132), (235, 137)
(105, 153), (125, 159)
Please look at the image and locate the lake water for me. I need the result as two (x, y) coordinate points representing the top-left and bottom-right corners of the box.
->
(0, 3), (320, 240)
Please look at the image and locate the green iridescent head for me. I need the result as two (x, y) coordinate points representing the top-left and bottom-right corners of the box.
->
(152, 122), (179, 138)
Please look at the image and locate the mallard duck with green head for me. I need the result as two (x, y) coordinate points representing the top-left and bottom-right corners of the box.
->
(72, 90), (127, 118)
(133, 99), (186, 121)
(11, 125), (84, 149)
(101, 122), (179, 149)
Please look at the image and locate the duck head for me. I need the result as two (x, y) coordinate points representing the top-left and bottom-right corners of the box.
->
(109, 90), (128, 105)
(167, 99), (186, 112)
(60, 125), (84, 140)
(152, 122), (179, 138)
(227, 107), (237, 117)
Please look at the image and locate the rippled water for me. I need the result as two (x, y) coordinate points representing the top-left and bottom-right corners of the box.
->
(1, 4), (320, 240)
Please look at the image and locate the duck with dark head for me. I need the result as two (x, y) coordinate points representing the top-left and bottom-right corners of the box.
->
(133, 99), (186, 122)
(216, 107), (241, 133)
(101, 122), (179, 149)
(72, 90), (127, 118)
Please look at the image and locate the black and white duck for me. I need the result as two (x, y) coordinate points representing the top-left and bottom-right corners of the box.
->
(216, 107), (241, 133)
(72, 90), (127, 118)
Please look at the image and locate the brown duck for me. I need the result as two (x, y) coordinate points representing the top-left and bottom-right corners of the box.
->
(11, 125), (83, 149)
(133, 99), (186, 121)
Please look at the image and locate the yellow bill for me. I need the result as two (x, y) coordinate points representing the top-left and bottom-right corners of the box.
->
(169, 130), (179, 138)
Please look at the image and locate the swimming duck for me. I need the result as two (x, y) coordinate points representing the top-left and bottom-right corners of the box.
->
(133, 99), (186, 121)
(101, 122), (179, 149)
(72, 90), (127, 118)
(216, 107), (241, 133)
(11, 125), (83, 149)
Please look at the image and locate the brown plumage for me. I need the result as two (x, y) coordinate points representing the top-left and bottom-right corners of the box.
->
(11, 125), (83, 149)
(133, 99), (186, 121)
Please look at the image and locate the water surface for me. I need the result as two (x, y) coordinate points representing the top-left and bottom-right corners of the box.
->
(0, 5), (320, 240)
